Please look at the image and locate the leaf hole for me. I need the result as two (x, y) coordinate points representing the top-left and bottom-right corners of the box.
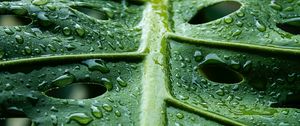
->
(0, 107), (32, 126)
(188, 1), (241, 24)
(271, 93), (300, 109)
(71, 6), (109, 20)
(199, 63), (243, 84)
(0, 0), (21, 2)
(0, 15), (31, 26)
(277, 18), (300, 35)
(45, 82), (107, 99)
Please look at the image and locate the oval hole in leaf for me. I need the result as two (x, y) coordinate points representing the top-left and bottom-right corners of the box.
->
(0, 15), (31, 26)
(1, 0), (21, 1)
(188, 1), (241, 24)
(45, 82), (107, 99)
(71, 6), (109, 20)
(271, 93), (300, 109)
(277, 18), (300, 35)
(0, 107), (32, 126)
(199, 63), (243, 84)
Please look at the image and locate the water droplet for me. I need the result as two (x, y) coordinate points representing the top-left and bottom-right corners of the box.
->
(50, 115), (58, 125)
(255, 20), (266, 32)
(74, 24), (85, 37)
(67, 113), (93, 125)
(32, 0), (48, 6)
(232, 29), (242, 37)
(50, 106), (58, 112)
(216, 89), (225, 96)
(193, 50), (203, 62)
(243, 60), (252, 72)
(5, 83), (14, 91)
(63, 27), (71, 36)
(116, 76), (127, 87)
(269, 2), (282, 11)
(24, 46), (32, 54)
(102, 104), (113, 112)
(283, 7), (294, 12)
(114, 110), (121, 117)
(101, 78), (113, 91)
(48, 44), (57, 52)
(0, 48), (5, 59)
(91, 105), (103, 118)
(52, 74), (75, 87)
(64, 44), (76, 51)
(82, 59), (110, 73)
(15, 35), (24, 44)
(236, 21), (243, 27)
(4, 28), (14, 35)
(176, 113), (184, 119)
(224, 16), (233, 24)
(236, 11), (245, 17)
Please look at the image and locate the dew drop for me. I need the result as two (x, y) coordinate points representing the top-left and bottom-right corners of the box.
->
(232, 29), (242, 37)
(216, 89), (225, 96)
(5, 83), (14, 91)
(176, 113), (184, 119)
(90, 105), (103, 118)
(50, 115), (58, 126)
(15, 35), (24, 44)
(101, 78), (113, 91)
(24, 46), (32, 55)
(52, 74), (75, 87)
(32, 0), (48, 6)
(193, 50), (203, 62)
(269, 2), (282, 11)
(63, 27), (71, 36)
(114, 110), (121, 117)
(116, 76), (127, 87)
(4, 28), (14, 35)
(224, 16), (233, 24)
(82, 59), (110, 73)
(67, 113), (93, 125)
(0, 48), (4, 59)
(255, 20), (266, 32)
(102, 104), (113, 112)
(74, 24), (85, 37)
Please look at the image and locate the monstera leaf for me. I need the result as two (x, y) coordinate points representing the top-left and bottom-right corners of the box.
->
(0, 0), (300, 125)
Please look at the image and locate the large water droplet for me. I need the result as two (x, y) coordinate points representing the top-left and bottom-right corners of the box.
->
(102, 104), (113, 112)
(90, 105), (103, 118)
(63, 27), (71, 36)
(52, 74), (75, 87)
(193, 50), (203, 62)
(67, 113), (93, 125)
(116, 76), (127, 87)
(176, 113), (184, 119)
(32, 0), (48, 6)
(255, 20), (266, 32)
(82, 59), (110, 73)
(15, 35), (24, 44)
(74, 24), (85, 37)
(101, 78), (113, 91)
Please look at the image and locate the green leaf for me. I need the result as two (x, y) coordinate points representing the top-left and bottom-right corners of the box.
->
(0, 0), (300, 126)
